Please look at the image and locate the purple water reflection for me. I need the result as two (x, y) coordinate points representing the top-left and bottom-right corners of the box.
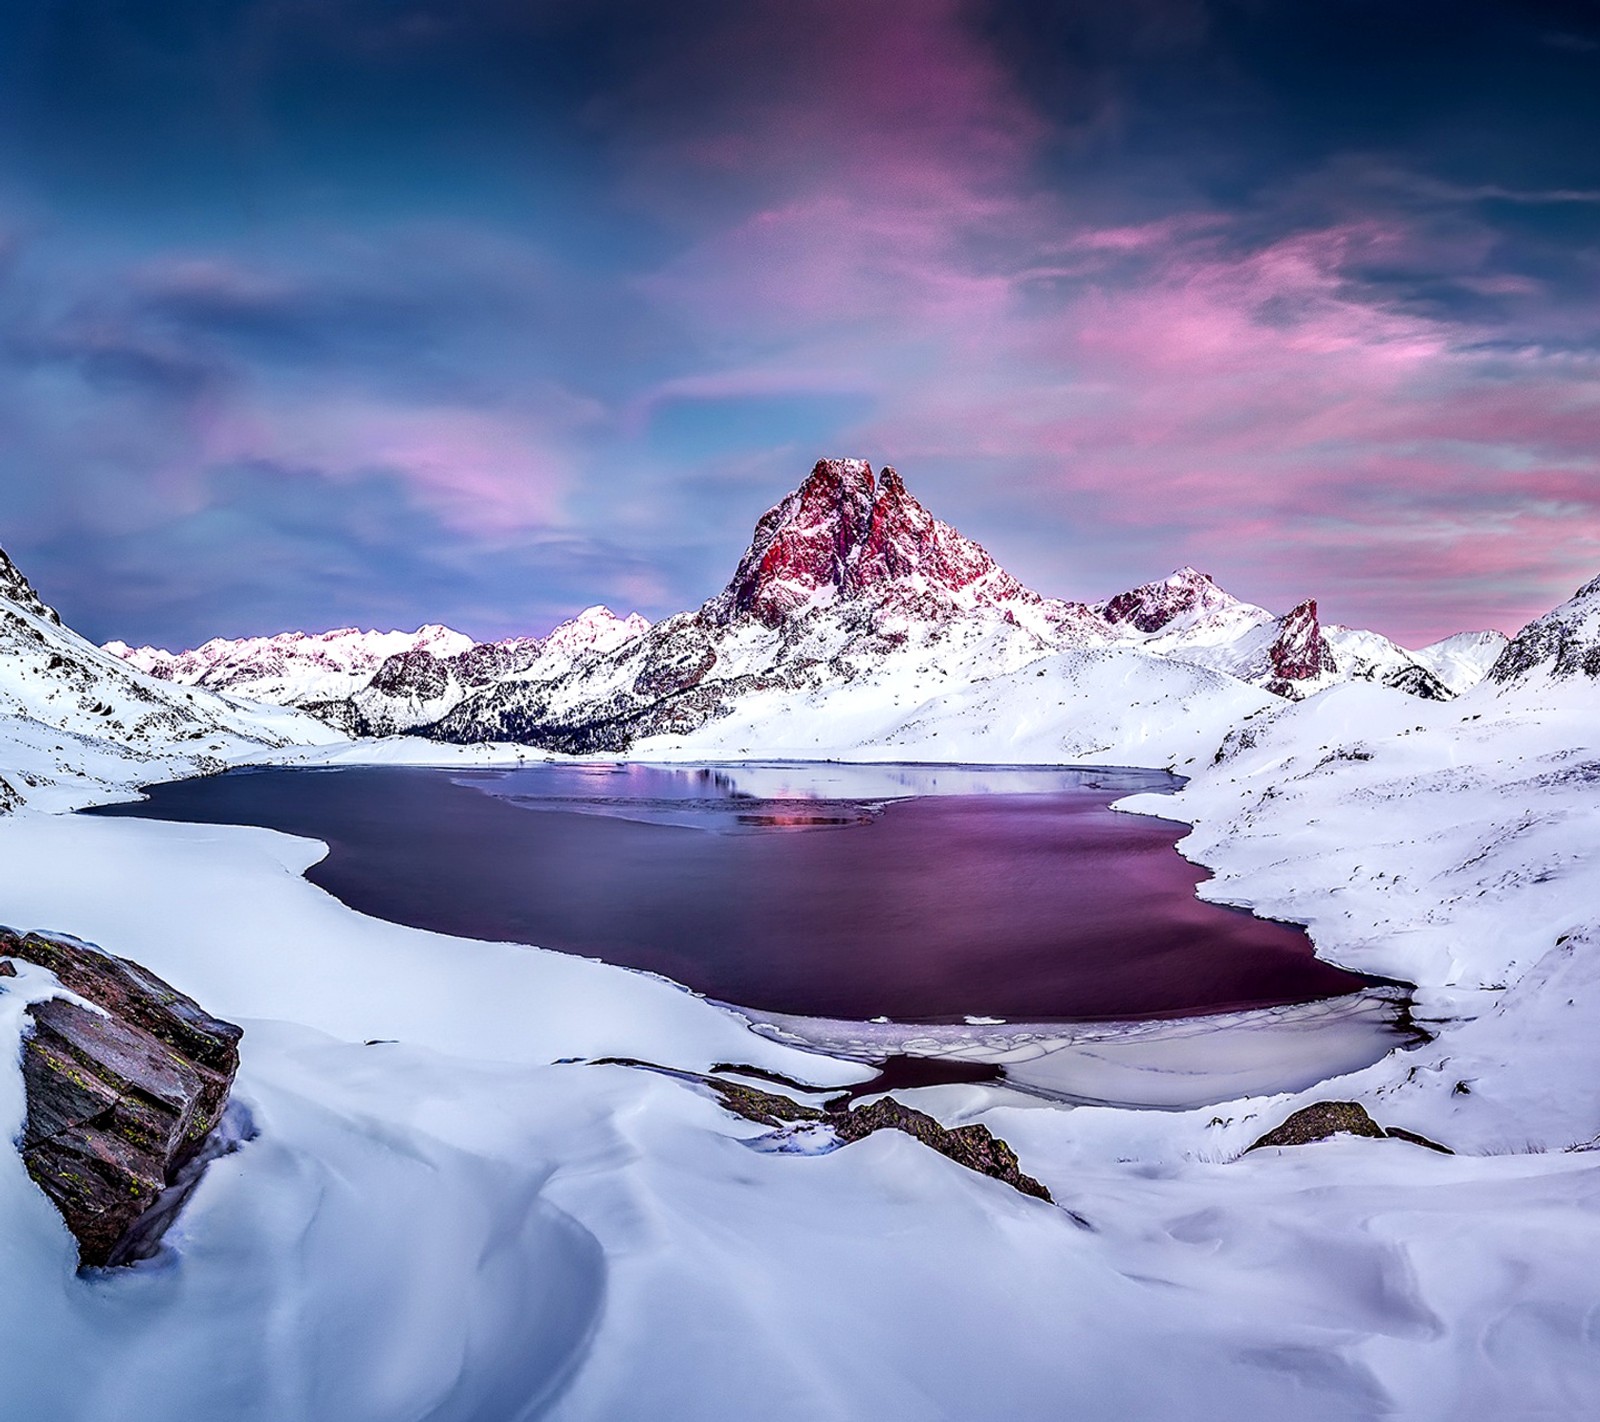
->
(90, 763), (1373, 1022)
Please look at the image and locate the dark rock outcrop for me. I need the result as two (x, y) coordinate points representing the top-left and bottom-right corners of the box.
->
(1488, 572), (1600, 684)
(0, 544), (61, 624)
(831, 1096), (1054, 1201)
(599, 1058), (1054, 1202)
(2, 928), (243, 1267)
(1100, 567), (1228, 635)
(703, 1072), (1051, 1201)
(1377, 663), (1453, 701)
(368, 647), (451, 701)
(1247, 1100), (1452, 1154)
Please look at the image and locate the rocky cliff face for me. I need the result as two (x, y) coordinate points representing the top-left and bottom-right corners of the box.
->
(712, 459), (1052, 629)
(2, 929), (243, 1267)
(1489, 573), (1600, 686)
(1099, 567), (1245, 637)
(0, 546), (60, 625)
(1265, 599), (1338, 697)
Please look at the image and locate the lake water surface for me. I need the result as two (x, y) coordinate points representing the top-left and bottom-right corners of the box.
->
(90, 762), (1377, 1025)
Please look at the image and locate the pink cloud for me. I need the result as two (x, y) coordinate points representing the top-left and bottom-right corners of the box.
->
(645, 159), (1600, 641)
(203, 397), (586, 537)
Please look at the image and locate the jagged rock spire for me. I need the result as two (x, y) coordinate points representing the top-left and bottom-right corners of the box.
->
(1266, 598), (1337, 696)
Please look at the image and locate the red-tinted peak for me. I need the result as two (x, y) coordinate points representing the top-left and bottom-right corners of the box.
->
(877, 464), (908, 500)
(719, 458), (879, 625)
(1267, 598), (1337, 690)
(713, 457), (1037, 626)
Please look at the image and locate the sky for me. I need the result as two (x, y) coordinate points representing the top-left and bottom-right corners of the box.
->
(1, 0), (1598, 649)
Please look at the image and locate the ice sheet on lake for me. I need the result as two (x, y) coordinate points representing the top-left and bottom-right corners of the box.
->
(736, 990), (1412, 1109)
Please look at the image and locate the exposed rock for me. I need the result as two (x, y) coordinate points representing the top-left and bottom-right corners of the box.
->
(717, 458), (880, 626)
(832, 1096), (1054, 1202)
(2, 928), (243, 1267)
(0, 543), (61, 624)
(710, 1073), (1051, 1201)
(1383, 1125), (1454, 1154)
(1248, 1100), (1384, 1149)
(1100, 567), (1233, 635)
(599, 1056), (1054, 1203)
(1377, 663), (1454, 701)
(368, 647), (451, 701)
(709, 1079), (827, 1129)
(1247, 1100), (1453, 1154)
(1265, 599), (1338, 697)
(710, 458), (1055, 630)
(448, 636), (547, 687)
(1489, 572), (1600, 685)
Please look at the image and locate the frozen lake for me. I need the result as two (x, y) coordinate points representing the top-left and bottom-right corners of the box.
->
(90, 761), (1380, 1026)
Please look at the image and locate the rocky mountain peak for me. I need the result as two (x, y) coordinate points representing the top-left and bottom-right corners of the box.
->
(1099, 567), (1235, 635)
(714, 458), (1030, 627)
(0, 544), (61, 625)
(1266, 598), (1338, 695)
(719, 458), (878, 625)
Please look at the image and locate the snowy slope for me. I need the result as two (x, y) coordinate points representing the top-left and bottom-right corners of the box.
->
(642, 645), (1274, 770)
(0, 547), (342, 811)
(1411, 629), (1509, 694)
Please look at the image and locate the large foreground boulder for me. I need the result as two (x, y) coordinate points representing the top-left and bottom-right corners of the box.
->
(1, 928), (243, 1266)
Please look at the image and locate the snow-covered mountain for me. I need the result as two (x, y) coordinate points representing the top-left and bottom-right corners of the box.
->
(1097, 567), (1456, 701)
(0, 547), (339, 811)
(97, 457), (1503, 757)
(1486, 571), (1600, 689)
(1411, 629), (1511, 694)
(106, 623), (477, 706)
(411, 460), (1479, 754)
(320, 605), (652, 737)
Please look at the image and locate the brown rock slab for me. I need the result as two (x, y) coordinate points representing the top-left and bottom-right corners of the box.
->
(1, 927), (243, 1267)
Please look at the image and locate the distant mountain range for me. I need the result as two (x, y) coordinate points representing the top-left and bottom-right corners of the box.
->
(100, 458), (1510, 753)
(0, 547), (333, 811)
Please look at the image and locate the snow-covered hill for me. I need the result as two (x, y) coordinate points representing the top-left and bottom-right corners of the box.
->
(0, 548), (341, 811)
(1411, 629), (1511, 694)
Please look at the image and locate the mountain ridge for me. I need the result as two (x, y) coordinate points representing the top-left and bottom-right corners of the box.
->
(93, 457), (1518, 753)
